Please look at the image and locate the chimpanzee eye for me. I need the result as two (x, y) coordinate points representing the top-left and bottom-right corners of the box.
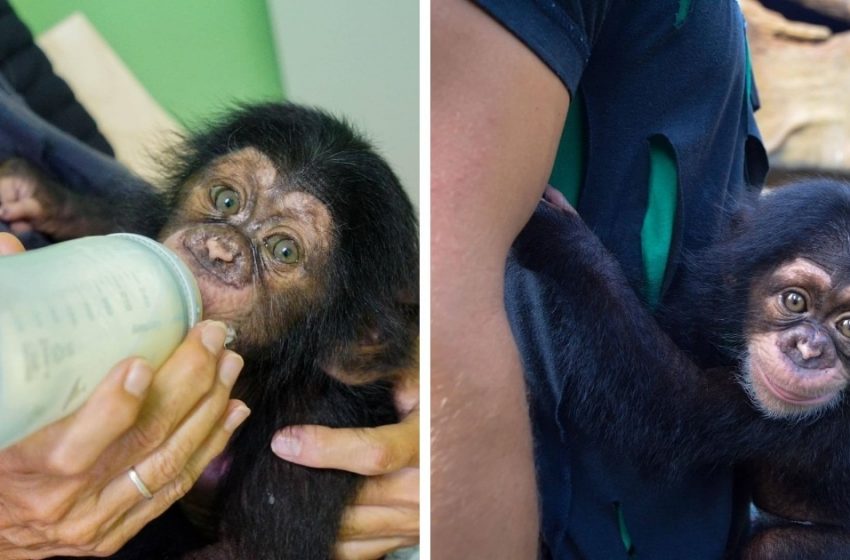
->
(781, 290), (808, 313)
(210, 185), (240, 215)
(265, 235), (300, 264)
(837, 318), (850, 338)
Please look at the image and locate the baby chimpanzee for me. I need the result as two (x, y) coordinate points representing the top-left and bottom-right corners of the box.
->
(506, 182), (850, 559)
(0, 103), (418, 560)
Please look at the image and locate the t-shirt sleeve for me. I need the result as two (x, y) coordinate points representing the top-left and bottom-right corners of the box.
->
(474, 0), (613, 95)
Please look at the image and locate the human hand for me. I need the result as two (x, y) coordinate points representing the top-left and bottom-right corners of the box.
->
(272, 375), (419, 560)
(0, 321), (249, 559)
(0, 232), (24, 255)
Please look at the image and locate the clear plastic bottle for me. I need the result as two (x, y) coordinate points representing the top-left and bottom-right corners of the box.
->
(0, 233), (202, 449)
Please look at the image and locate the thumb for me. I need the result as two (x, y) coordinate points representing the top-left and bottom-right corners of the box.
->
(0, 232), (24, 255)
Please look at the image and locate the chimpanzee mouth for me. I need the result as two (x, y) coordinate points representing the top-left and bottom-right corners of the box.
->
(752, 360), (839, 408)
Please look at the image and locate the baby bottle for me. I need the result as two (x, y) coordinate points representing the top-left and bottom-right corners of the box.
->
(0, 233), (202, 448)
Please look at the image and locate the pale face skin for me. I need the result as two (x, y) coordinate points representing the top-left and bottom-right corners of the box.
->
(743, 258), (850, 419)
(158, 147), (334, 350)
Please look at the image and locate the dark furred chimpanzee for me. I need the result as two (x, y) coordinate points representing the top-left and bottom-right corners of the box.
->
(505, 181), (850, 559)
(0, 103), (418, 559)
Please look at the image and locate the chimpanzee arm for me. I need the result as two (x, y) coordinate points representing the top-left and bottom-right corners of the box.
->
(0, 157), (166, 240)
(505, 200), (741, 473)
(1, 86), (167, 243)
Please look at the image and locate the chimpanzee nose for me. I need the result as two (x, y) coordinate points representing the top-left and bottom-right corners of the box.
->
(206, 236), (238, 263)
(781, 327), (835, 370)
(797, 339), (822, 361)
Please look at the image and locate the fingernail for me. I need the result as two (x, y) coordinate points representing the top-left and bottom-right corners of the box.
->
(201, 321), (228, 353)
(124, 360), (152, 397)
(225, 325), (237, 347)
(272, 429), (301, 458)
(218, 352), (244, 388)
(224, 405), (251, 432)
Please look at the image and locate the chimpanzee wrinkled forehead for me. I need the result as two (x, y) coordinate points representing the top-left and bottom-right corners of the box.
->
(168, 101), (418, 306)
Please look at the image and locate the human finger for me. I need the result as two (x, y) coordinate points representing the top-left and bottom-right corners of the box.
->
(93, 399), (250, 554)
(351, 467), (419, 507)
(0, 232), (24, 255)
(337, 504), (419, 541)
(120, 321), (228, 459)
(272, 412), (419, 475)
(8, 357), (151, 475)
(102, 352), (245, 509)
(333, 537), (417, 560)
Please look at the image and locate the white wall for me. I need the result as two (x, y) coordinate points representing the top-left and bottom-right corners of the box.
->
(266, 1), (419, 208)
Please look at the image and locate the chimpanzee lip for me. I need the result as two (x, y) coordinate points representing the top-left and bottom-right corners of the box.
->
(753, 362), (838, 407)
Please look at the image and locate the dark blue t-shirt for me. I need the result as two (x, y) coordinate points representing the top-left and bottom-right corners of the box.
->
(484, 0), (767, 558)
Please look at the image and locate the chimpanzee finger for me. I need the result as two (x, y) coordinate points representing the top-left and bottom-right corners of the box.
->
(333, 537), (418, 560)
(0, 197), (41, 222)
(9, 221), (33, 234)
(119, 321), (228, 461)
(272, 410), (419, 475)
(0, 232), (24, 254)
(0, 175), (20, 204)
(93, 399), (250, 554)
(351, 467), (419, 507)
(393, 375), (419, 417)
(337, 504), (419, 541)
(7, 358), (151, 476)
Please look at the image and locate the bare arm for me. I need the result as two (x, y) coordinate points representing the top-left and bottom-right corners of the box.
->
(431, 0), (569, 556)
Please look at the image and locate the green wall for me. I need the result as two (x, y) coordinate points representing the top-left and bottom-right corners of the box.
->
(10, 0), (284, 126)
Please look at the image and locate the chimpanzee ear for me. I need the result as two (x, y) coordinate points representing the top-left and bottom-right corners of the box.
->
(323, 300), (418, 385)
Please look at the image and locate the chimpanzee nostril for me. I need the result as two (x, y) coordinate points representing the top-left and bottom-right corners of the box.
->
(206, 236), (238, 263)
(797, 339), (823, 361)
(780, 327), (835, 370)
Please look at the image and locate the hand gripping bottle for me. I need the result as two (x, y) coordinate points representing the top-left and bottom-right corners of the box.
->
(0, 233), (202, 448)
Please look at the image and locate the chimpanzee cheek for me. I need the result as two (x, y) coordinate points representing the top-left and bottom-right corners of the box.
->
(195, 274), (256, 323)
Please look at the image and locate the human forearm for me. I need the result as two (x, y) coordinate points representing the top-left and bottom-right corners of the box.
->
(432, 294), (539, 557)
(431, 0), (569, 555)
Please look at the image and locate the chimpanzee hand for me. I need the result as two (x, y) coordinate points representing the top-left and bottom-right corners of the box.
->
(0, 158), (62, 236)
(0, 246), (250, 559)
(0, 158), (99, 240)
(272, 374), (420, 560)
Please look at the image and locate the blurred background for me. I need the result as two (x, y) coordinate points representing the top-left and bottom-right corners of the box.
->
(742, 0), (850, 184)
(8, 0), (419, 207)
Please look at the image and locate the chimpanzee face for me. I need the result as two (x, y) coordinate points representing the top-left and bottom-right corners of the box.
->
(158, 147), (335, 350)
(743, 257), (850, 419)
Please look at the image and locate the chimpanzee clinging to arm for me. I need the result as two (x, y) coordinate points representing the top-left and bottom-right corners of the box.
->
(506, 181), (850, 559)
(0, 102), (419, 560)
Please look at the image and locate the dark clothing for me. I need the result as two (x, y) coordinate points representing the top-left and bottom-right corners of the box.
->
(0, 0), (113, 156)
(0, 74), (154, 248)
(482, 0), (768, 558)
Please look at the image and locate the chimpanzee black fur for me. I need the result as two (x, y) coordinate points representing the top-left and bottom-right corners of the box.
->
(505, 181), (850, 559)
(48, 104), (418, 560)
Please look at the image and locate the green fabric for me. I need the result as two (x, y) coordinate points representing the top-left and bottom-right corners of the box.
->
(549, 94), (677, 308)
(744, 35), (753, 105)
(615, 502), (636, 556)
(548, 90), (586, 207)
(641, 136), (678, 309)
(675, 0), (692, 28)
